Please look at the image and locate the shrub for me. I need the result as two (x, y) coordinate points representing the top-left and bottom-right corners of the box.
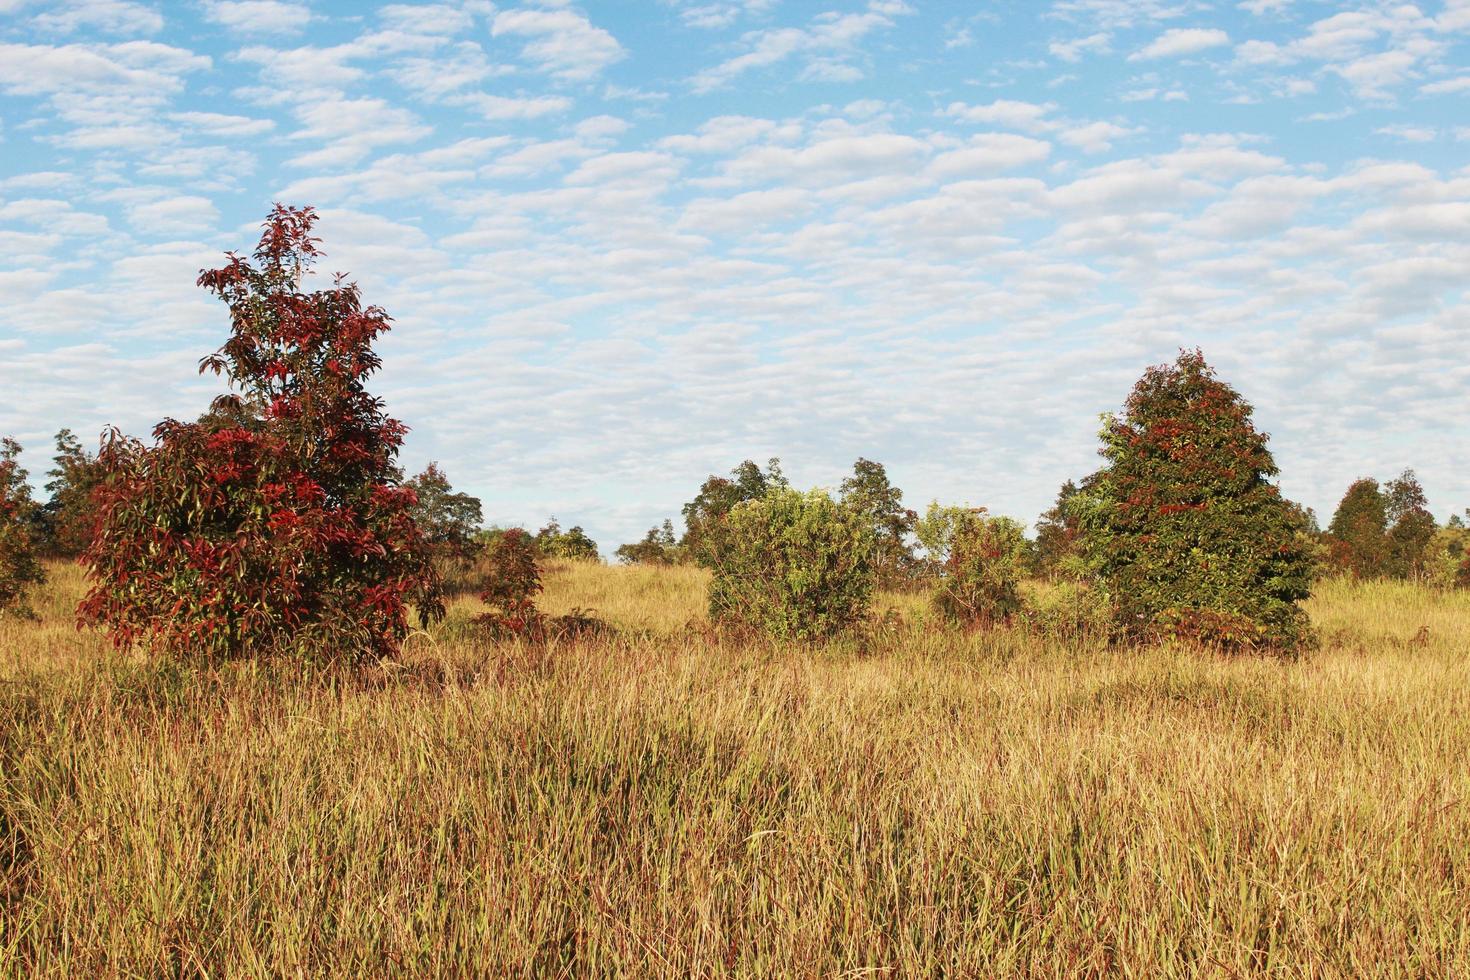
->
(472, 527), (543, 638)
(918, 504), (1027, 627)
(615, 519), (680, 565)
(681, 458), (787, 568)
(535, 518), (600, 562)
(79, 205), (443, 663)
(0, 438), (45, 618)
(1076, 350), (1315, 652)
(707, 487), (875, 640)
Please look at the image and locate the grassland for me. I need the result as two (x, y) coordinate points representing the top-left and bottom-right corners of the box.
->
(2, 561), (1468, 977)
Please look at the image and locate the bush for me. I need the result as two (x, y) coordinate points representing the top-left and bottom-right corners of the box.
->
(79, 205), (443, 663)
(707, 487), (875, 640)
(535, 518), (599, 562)
(1076, 350), (1315, 652)
(471, 528), (610, 643)
(472, 528), (543, 638)
(919, 505), (1028, 627)
(681, 458), (787, 568)
(615, 520), (680, 565)
(0, 438), (45, 618)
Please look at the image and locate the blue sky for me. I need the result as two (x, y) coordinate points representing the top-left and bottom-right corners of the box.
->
(2, 0), (1468, 551)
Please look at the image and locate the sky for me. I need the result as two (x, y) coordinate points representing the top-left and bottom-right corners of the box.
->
(1, 0), (1468, 552)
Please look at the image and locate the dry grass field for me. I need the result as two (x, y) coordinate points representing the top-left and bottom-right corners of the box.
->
(2, 561), (1468, 977)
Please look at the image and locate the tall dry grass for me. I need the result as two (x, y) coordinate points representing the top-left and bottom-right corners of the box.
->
(1, 561), (1468, 976)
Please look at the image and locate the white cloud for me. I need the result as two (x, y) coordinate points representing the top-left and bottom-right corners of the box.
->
(942, 99), (1058, 133)
(1130, 27), (1231, 60)
(689, 1), (911, 92)
(31, 0), (163, 35)
(1049, 31), (1110, 62)
(491, 7), (625, 82)
(1421, 75), (1470, 95)
(204, 0), (310, 35)
(168, 110), (276, 138)
(1058, 120), (1140, 153)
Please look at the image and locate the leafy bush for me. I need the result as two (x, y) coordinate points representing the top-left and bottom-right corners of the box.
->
(615, 519), (681, 565)
(472, 527), (543, 638)
(0, 438), (45, 618)
(707, 487), (875, 640)
(79, 205), (443, 663)
(1076, 350), (1315, 652)
(681, 458), (787, 568)
(535, 518), (599, 562)
(918, 504), (1027, 627)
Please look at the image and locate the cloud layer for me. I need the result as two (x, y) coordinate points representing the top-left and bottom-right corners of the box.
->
(2, 0), (1468, 550)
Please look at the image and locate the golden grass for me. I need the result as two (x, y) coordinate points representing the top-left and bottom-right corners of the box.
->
(2, 561), (1468, 976)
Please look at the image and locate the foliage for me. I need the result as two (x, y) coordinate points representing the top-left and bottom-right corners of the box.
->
(707, 487), (875, 640)
(1326, 478), (1389, 578)
(839, 457), (917, 587)
(535, 518), (600, 562)
(78, 205), (444, 663)
(615, 519), (680, 565)
(1384, 469), (1437, 580)
(1075, 350), (1315, 652)
(1424, 524), (1469, 589)
(920, 505), (1028, 627)
(0, 438), (45, 618)
(405, 462), (482, 558)
(681, 458), (787, 568)
(472, 527), (543, 638)
(36, 429), (106, 559)
(1032, 479), (1084, 579)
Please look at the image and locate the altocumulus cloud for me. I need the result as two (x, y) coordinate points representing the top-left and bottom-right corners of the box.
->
(0, 0), (1468, 550)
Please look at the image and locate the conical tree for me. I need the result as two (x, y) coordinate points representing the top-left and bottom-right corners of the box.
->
(1077, 350), (1314, 651)
(80, 205), (443, 662)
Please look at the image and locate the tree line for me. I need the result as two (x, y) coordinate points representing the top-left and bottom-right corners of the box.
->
(0, 205), (1465, 658)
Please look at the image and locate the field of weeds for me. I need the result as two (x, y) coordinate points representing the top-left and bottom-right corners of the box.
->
(2, 562), (1468, 976)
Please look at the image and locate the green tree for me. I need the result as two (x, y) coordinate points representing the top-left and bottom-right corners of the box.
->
(0, 438), (46, 618)
(39, 428), (105, 558)
(681, 457), (787, 567)
(615, 520), (679, 565)
(839, 457), (917, 586)
(1326, 479), (1389, 578)
(1033, 479), (1083, 579)
(1384, 469), (1436, 580)
(404, 462), (483, 558)
(707, 487), (875, 640)
(535, 518), (600, 561)
(918, 503), (1027, 626)
(1076, 350), (1314, 651)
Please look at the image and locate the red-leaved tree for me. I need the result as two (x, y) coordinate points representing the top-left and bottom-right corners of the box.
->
(79, 205), (444, 662)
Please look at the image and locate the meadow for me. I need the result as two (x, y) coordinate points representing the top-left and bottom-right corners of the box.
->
(2, 561), (1468, 977)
